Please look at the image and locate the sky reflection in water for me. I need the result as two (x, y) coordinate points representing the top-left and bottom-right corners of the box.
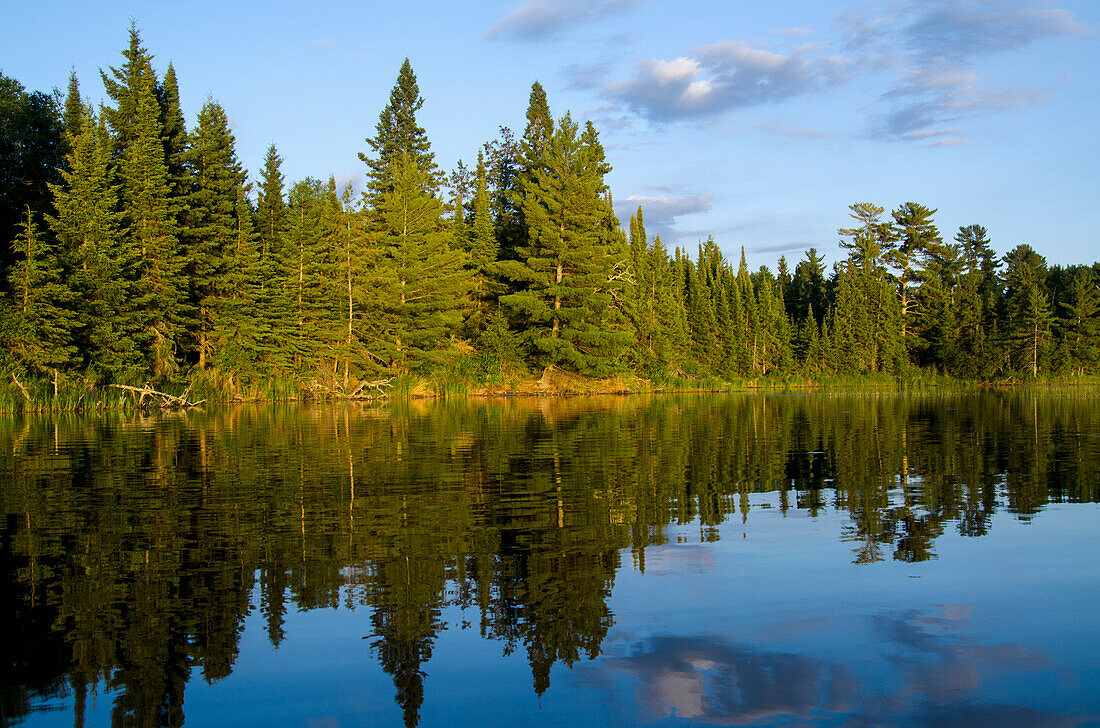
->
(4, 393), (1100, 727)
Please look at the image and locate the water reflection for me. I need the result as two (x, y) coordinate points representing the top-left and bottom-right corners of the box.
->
(602, 607), (1078, 727)
(0, 392), (1097, 727)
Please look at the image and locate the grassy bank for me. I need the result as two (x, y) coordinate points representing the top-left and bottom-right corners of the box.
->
(3, 367), (1098, 414)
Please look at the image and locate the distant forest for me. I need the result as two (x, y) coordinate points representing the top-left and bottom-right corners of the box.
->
(2, 26), (1098, 398)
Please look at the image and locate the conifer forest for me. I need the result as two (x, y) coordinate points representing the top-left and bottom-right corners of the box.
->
(2, 27), (1099, 403)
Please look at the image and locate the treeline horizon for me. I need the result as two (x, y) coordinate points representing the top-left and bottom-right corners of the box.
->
(2, 25), (1099, 398)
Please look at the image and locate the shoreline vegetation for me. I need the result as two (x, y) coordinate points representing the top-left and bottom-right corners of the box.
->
(3, 369), (1098, 415)
(3, 26), (1098, 414)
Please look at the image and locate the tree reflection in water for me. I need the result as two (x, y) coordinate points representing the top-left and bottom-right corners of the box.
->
(0, 392), (1096, 726)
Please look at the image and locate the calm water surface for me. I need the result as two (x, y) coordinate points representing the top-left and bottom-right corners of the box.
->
(1, 392), (1099, 727)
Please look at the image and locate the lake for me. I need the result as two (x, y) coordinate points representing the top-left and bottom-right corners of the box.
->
(1, 392), (1098, 727)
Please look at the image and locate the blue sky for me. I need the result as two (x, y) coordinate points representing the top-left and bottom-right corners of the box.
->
(4, 0), (1097, 270)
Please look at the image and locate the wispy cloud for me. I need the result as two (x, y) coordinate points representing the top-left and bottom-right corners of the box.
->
(837, 0), (1093, 144)
(484, 0), (645, 42)
(604, 41), (849, 121)
(615, 193), (714, 242)
(752, 241), (816, 255)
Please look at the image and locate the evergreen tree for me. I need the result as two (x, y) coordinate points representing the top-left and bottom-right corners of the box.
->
(1002, 244), (1052, 376)
(0, 72), (64, 277)
(498, 113), (630, 376)
(834, 204), (905, 373)
(447, 159), (471, 253)
(253, 144), (291, 370)
(48, 107), (142, 381)
(5, 207), (79, 380)
(217, 179), (264, 377)
(283, 178), (339, 370)
(100, 23), (158, 156)
(789, 248), (827, 327)
(1058, 266), (1100, 375)
(62, 69), (83, 147)
(118, 74), (188, 376)
(360, 62), (469, 372)
(953, 224), (1001, 377)
(182, 100), (247, 369)
(359, 58), (440, 208)
(159, 62), (190, 200)
(466, 151), (498, 328)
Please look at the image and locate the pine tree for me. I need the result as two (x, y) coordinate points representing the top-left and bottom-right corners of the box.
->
(498, 113), (630, 376)
(48, 107), (142, 381)
(159, 62), (190, 201)
(182, 100), (247, 369)
(100, 23), (158, 156)
(1059, 266), (1100, 375)
(890, 202), (942, 358)
(6, 207), (79, 381)
(118, 74), (188, 376)
(359, 61), (470, 372)
(1002, 244), (1052, 376)
(253, 144), (291, 371)
(836, 203), (906, 376)
(834, 204), (905, 373)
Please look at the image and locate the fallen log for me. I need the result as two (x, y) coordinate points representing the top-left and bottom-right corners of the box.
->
(109, 384), (205, 409)
(348, 377), (395, 399)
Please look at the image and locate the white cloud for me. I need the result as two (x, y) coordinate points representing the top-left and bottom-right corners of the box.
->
(484, 0), (645, 42)
(605, 41), (848, 121)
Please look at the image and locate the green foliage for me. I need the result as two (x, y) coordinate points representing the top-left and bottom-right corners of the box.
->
(0, 72), (64, 276)
(48, 105), (143, 382)
(360, 62), (469, 374)
(3, 29), (1100, 396)
(117, 72), (189, 376)
(1003, 244), (1053, 377)
(182, 99), (248, 368)
(498, 113), (631, 376)
(5, 208), (79, 375)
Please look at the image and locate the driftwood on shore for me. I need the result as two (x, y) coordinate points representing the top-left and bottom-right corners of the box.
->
(109, 384), (205, 409)
(347, 377), (395, 399)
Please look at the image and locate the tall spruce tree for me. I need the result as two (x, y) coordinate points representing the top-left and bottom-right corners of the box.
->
(62, 69), (84, 149)
(100, 23), (157, 156)
(498, 113), (630, 376)
(1002, 244), (1052, 376)
(159, 62), (190, 201)
(253, 144), (291, 370)
(1058, 266), (1100, 375)
(890, 202), (941, 357)
(118, 74), (189, 376)
(182, 99), (247, 369)
(6, 207), (79, 381)
(48, 106), (142, 381)
(359, 61), (469, 372)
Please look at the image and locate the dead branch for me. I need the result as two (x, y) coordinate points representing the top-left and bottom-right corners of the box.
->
(109, 384), (204, 409)
(349, 377), (394, 399)
(10, 373), (31, 402)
